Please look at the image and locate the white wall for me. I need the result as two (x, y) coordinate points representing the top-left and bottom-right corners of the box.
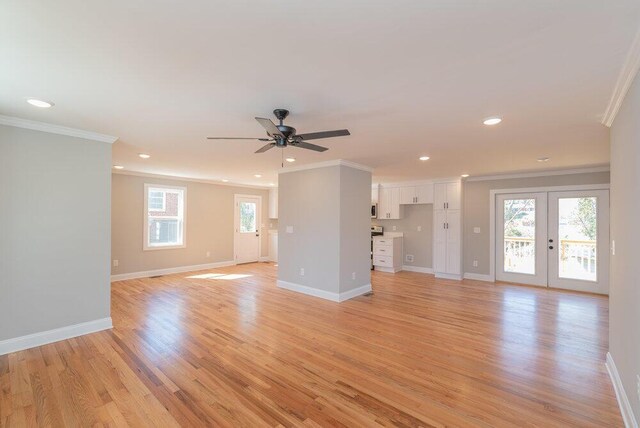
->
(609, 69), (640, 423)
(0, 124), (112, 345)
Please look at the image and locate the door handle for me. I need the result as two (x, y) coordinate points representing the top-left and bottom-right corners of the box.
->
(548, 239), (554, 243)
(548, 246), (554, 250)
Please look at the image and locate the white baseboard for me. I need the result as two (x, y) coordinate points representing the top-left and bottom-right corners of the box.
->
(259, 256), (271, 262)
(111, 260), (236, 281)
(463, 272), (494, 282)
(606, 352), (639, 428)
(402, 265), (433, 274)
(374, 266), (402, 273)
(434, 272), (463, 280)
(277, 280), (372, 302)
(0, 317), (113, 356)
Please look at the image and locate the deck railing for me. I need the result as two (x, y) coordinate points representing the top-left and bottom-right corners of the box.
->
(504, 237), (597, 276)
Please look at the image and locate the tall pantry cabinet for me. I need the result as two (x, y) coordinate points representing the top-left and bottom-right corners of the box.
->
(433, 181), (462, 279)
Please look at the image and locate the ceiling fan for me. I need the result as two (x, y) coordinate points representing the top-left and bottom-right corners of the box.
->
(207, 109), (350, 153)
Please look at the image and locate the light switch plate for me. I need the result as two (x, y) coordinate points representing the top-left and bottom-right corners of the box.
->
(286, 226), (294, 233)
(113, 259), (119, 267)
(392, 226), (397, 231)
(417, 225), (422, 232)
(474, 227), (481, 234)
(473, 260), (478, 267)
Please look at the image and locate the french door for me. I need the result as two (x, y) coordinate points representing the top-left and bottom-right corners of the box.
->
(496, 189), (609, 294)
(234, 195), (261, 264)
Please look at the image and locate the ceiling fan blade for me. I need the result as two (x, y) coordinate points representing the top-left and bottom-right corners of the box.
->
(297, 129), (350, 141)
(255, 117), (284, 138)
(207, 137), (273, 141)
(294, 141), (328, 152)
(255, 143), (276, 153)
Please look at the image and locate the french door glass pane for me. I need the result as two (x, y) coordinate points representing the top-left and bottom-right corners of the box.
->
(239, 202), (256, 233)
(503, 199), (536, 274)
(558, 197), (597, 281)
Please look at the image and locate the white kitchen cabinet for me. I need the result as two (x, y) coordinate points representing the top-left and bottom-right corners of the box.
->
(434, 181), (461, 211)
(371, 184), (379, 204)
(373, 236), (403, 273)
(268, 188), (278, 219)
(400, 184), (434, 205)
(268, 230), (278, 262)
(378, 187), (402, 219)
(433, 180), (461, 279)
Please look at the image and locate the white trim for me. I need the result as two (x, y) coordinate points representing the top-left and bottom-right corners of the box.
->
(435, 272), (462, 280)
(374, 266), (403, 273)
(259, 256), (270, 262)
(113, 170), (271, 190)
(0, 317), (113, 356)
(234, 194), (263, 264)
(606, 352), (639, 428)
(143, 184), (187, 251)
(465, 166), (610, 182)
(278, 159), (373, 174)
(489, 184), (611, 282)
(401, 265), (433, 274)
(277, 280), (372, 302)
(603, 26), (640, 127)
(463, 273), (494, 282)
(111, 260), (236, 282)
(0, 115), (118, 144)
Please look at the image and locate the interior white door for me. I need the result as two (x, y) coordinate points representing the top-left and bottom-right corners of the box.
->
(547, 190), (609, 294)
(234, 195), (261, 264)
(496, 193), (548, 286)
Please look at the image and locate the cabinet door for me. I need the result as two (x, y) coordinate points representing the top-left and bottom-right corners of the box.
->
(445, 210), (461, 274)
(268, 189), (278, 219)
(371, 185), (379, 204)
(389, 187), (402, 219)
(446, 182), (461, 210)
(415, 184), (433, 204)
(434, 183), (447, 210)
(378, 188), (390, 218)
(399, 186), (416, 205)
(433, 209), (447, 272)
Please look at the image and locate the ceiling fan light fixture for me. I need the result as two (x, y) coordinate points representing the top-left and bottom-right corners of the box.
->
(483, 117), (502, 126)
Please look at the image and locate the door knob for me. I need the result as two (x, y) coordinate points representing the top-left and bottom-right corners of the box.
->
(548, 239), (554, 243)
(548, 246), (554, 250)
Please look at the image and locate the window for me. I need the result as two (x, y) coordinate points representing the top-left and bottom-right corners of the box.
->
(144, 184), (186, 250)
(239, 201), (257, 233)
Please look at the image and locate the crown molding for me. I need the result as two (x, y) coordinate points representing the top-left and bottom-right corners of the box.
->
(0, 115), (118, 143)
(464, 166), (610, 182)
(112, 169), (272, 190)
(278, 159), (373, 174)
(602, 25), (640, 127)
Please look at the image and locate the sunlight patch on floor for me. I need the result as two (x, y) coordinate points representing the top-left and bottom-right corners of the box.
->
(186, 273), (252, 280)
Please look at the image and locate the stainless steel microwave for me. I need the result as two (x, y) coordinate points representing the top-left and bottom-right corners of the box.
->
(371, 204), (377, 218)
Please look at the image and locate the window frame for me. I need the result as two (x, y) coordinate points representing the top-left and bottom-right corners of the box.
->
(143, 183), (187, 251)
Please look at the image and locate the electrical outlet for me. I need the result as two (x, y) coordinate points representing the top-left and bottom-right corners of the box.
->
(352, 272), (356, 280)
(206, 251), (210, 258)
(473, 260), (478, 267)
(300, 268), (305, 276)
(392, 225), (397, 231)
(405, 254), (414, 262)
(113, 259), (119, 267)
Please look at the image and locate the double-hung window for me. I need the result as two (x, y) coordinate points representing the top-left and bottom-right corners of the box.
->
(144, 184), (186, 250)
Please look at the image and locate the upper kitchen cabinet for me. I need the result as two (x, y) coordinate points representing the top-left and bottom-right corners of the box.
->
(268, 188), (278, 219)
(434, 181), (461, 211)
(378, 186), (403, 219)
(371, 184), (379, 204)
(400, 184), (434, 205)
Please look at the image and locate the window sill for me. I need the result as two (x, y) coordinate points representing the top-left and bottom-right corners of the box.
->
(143, 244), (186, 251)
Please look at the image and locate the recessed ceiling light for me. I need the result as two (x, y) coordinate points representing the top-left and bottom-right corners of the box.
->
(537, 157), (550, 162)
(222, 179), (229, 183)
(483, 117), (502, 126)
(269, 183), (275, 186)
(113, 165), (124, 170)
(461, 174), (470, 178)
(419, 156), (430, 161)
(26, 98), (54, 108)
(254, 174), (262, 178)
(285, 157), (296, 163)
(138, 153), (151, 159)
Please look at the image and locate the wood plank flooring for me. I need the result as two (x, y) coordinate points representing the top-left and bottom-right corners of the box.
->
(0, 263), (622, 427)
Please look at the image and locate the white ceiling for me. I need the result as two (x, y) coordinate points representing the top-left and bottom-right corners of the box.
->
(2, 1), (639, 186)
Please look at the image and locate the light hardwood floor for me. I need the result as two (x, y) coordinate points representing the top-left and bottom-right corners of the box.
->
(0, 263), (622, 427)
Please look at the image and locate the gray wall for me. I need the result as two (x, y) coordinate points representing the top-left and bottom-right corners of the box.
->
(278, 164), (371, 294)
(278, 166), (341, 293)
(372, 204), (433, 269)
(339, 166), (373, 292)
(610, 70), (640, 421)
(463, 171), (610, 276)
(0, 125), (111, 341)
(112, 173), (270, 275)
